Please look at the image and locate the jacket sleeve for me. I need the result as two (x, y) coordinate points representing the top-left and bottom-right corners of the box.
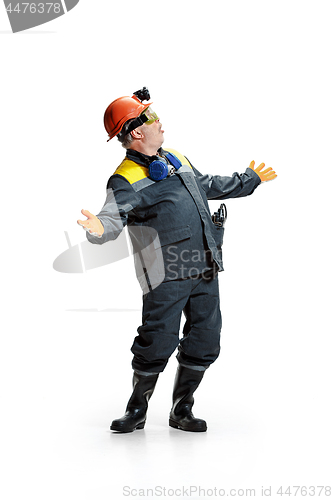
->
(190, 163), (262, 200)
(86, 174), (141, 245)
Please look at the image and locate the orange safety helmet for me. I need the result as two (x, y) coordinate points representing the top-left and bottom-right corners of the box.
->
(104, 94), (153, 142)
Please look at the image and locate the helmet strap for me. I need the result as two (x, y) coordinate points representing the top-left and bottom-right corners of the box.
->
(118, 114), (149, 141)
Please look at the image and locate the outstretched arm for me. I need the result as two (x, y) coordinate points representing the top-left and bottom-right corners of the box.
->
(192, 159), (277, 200)
(77, 175), (141, 245)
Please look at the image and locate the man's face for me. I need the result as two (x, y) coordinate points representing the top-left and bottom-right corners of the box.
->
(141, 118), (165, 150)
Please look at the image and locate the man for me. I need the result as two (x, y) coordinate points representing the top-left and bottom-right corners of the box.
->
(77, 88), (277, 433)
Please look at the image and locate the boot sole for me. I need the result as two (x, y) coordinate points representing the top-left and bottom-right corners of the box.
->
(110, 421), (146, 433)
(169, 418), (207, 432)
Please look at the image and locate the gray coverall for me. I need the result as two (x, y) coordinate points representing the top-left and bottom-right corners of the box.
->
(86, 148), (261, 372)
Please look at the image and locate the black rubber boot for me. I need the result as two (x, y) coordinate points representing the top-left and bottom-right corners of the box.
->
(169, 365), (207, 432)
(110, 371), (159, 433)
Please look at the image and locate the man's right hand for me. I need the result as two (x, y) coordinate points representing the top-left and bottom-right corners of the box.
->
(77, 209), (104, 236)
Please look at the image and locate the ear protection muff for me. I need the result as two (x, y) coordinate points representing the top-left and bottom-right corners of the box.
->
(149, 152), (182, 181)
(149, 158), (169, 181)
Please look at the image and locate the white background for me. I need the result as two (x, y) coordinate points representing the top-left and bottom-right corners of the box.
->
(1, 1), (332, 499)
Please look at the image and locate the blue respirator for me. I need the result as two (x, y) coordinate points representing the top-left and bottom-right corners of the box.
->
(149, 152), (182, 181)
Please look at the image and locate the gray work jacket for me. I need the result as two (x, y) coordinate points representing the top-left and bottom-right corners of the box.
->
(86, 148), (261, 290)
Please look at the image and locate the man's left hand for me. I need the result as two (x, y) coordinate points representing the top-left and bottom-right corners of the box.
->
(248, 161), (277, 182)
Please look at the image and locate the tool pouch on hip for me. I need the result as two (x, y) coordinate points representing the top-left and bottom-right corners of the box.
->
(211, 203), (227, 261)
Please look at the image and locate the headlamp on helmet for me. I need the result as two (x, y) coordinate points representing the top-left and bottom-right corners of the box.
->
(133, 87), (151, 103)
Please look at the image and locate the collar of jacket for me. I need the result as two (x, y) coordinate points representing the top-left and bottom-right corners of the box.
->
(126, 148), (166, 167)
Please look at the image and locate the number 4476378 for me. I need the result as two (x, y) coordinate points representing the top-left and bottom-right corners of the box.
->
(6, 3), (61, 14)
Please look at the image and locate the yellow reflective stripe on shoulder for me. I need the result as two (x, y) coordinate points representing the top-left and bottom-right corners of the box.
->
(113, 158), (149, 185)
(163, 148), (193, 169)
(112, 149), (191, 184)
